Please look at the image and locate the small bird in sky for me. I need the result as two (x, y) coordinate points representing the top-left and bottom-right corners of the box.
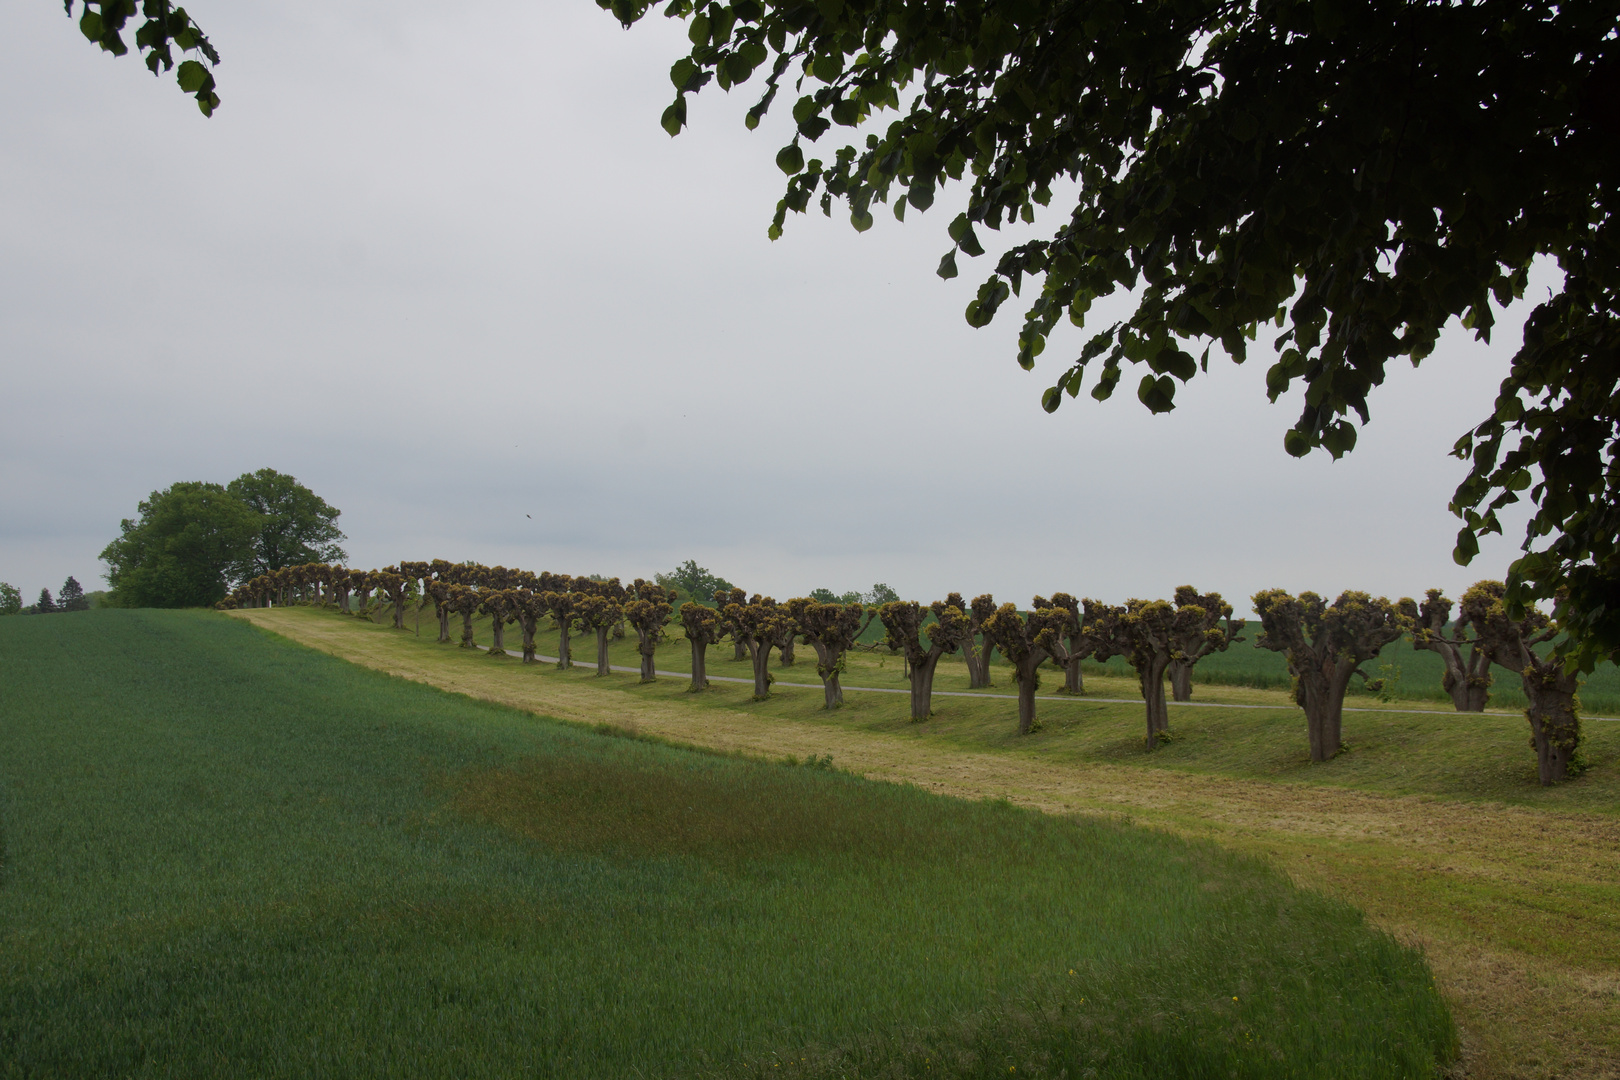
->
(525, 514), (532, 519)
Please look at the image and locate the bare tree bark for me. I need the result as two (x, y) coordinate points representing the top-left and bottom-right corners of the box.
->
(488, 617), (508, 655)
(1169, 659), (1192, 702)
(1522, 656), (1581, 785)
(912, 650), (948, 721)
(749, 640), (774, 698)
(1013, 652), (1044, 735)
(690, 636), (709, 690)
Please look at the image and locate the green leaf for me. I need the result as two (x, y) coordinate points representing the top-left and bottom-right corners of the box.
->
(776, 143), (804, 174)
(1321, 420), (1357, 458)
(177, 60), (209, 94)
(79, 10), (105, 41)
(936, 250), (958, 280)
(797, 116), (831, 141)
(1283, 428), (1310, 458)
(661, 97), (687, 136)
(1042, 386), (1062, 413)
(1453, 528), (1480, 565)
(811, 52), (842, 82)
(851, 208), (874, 232)
(1137, 374), (1176, 413)
(1091, 362), (1121, 401)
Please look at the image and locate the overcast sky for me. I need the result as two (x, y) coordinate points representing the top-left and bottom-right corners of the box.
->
(1, 1), (1546, 611)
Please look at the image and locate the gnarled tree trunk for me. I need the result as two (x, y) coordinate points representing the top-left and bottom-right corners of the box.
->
(733, 638), (748, 661)
(437, 606), (452, 643)
(1294, 659), (1355, 762)
(690, 638), (709, 691)
(1168, 658), (1193, 702)
(749, 640), (774, 698)
(908, 651), (946, 721)
(487, 617), (507, 656)
(962, 636), (992, 688)
(1141, 656), (1172, 746)
(460, 611), (477, 649)
(1521, 656), (1581, 785)
(557, 624), (572, 668)
(1012, 649), (1047, 735)
(807, 641), (845, 709)
(1064, 653), (1084, 695)
(780, 637), (796, 666)
(637, 633), (657, 682)
(594, 627), (611, 676)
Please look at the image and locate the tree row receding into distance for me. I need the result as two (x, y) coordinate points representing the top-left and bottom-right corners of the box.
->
(220, 564), (1590, 786)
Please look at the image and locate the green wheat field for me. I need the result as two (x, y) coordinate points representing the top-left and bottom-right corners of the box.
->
(0, 610), (1456, 1077)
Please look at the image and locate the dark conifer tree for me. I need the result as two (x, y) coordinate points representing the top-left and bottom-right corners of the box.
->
(58, 577), (89, 612)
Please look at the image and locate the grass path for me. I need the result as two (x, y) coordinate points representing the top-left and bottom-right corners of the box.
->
(231, 608), (1620, 1080)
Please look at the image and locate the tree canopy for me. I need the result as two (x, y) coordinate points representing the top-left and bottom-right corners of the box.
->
(225, 469), (348, 582)
(100, 481), (262, 607)
(603, 0), (1618, 667)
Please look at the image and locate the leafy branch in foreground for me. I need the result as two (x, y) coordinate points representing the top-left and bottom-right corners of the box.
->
(65, 1), (221, 114)
(606, 0), (1620, 667)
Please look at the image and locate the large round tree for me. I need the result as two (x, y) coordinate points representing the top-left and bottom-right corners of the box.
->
(225, 469), (348, 584)
(100, 482), (262, 608)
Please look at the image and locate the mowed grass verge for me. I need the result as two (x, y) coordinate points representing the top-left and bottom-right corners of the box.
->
(241, 605), (1620, 1080)
(0, 610), (1452, 1078)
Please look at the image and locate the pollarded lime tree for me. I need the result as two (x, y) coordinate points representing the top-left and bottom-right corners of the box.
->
(680, 601), (723, 691)
(348, 569), (372, 615)
(542, 580), (580, 669)
(509, 589), (550, 663)
(446, 584), (481, 649)
(624, 580), (676, 682)
(479, 589), (518, 656)
(729, 594), (795, 699)
(880, 598), (970, 721)
(1402, 589), (1494, 712)
(328, 566), (352, 614)
(982, 600), (1070, 735)
(1459, 581), (1583, 785)
(575, 592), (624, 677)
(425, 577), (456, 643)
(961, 593), (997, 689)
(716, 587), (750, 660)
(1085, 599), (1177, 748)
(1044, 591), (1094, 694)
(1252, 590), (1411, 763)
(375, 568), (410, 630)
(792, 598), (874, 709)
(1166, 586), (1245, 702)
(398, 560), (431, 632)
